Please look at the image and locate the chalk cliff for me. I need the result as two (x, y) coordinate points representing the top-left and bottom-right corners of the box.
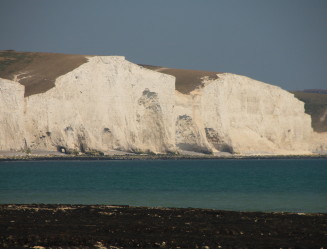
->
(0, 79), (25, 150)
(1, 55), (176, 153)
(0, 51), (325, 155)
(174, 73), (313, 154)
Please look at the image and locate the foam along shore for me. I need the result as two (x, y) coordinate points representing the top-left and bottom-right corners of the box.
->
(0, 204), (326, 249)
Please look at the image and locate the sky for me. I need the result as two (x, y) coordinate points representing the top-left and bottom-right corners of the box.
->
(0, 0), (326, 91)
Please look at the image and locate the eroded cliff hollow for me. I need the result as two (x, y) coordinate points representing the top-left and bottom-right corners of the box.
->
(0, 51), (325, 155)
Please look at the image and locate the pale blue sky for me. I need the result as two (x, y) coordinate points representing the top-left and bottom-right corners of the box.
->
(0, 0), (326, 90)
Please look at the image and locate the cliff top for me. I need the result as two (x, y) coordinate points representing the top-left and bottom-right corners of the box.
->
(0, 50), (222, 97)
(140, 64), (221, 94)
(0, 50), (88, 97)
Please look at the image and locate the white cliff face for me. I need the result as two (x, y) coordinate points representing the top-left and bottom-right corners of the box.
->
(311, 132), (327, 154)
(175, 73), (313, 154)
(204, 74), (313, 154)
(174, 91), (212, 153)
(0, 79), (25, 150)
(0, 56), (323, 155)
(2, 56), (176, 153)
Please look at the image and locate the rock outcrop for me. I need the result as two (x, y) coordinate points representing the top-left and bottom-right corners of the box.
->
(0, 51), (325, 155)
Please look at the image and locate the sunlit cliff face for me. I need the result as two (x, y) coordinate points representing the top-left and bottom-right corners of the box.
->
(0, 52), (325, 155)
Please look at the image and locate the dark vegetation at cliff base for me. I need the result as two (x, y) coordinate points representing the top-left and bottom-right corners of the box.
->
(0, 204), (326, 249)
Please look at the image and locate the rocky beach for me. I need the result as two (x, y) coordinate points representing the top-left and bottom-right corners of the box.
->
(0, 204), (326, 249)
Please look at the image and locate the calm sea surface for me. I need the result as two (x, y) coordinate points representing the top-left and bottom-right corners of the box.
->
(0, 159), (326, 213)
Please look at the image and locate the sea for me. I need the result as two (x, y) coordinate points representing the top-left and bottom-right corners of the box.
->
(0, 159), (326, 213)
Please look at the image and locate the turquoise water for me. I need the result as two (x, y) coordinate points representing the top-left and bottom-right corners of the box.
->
(0, 159), (326, 213)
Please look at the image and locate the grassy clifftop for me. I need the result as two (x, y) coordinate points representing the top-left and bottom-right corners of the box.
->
(0, 50), (87, 96)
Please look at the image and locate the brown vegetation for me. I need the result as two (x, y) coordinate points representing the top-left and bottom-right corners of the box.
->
(140, 64), (221, 94)
(0, 50), (88, 97)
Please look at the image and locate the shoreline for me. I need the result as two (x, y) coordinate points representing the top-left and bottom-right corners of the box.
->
(1, 204), (326, 248)
(1, 153), (327, 162)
